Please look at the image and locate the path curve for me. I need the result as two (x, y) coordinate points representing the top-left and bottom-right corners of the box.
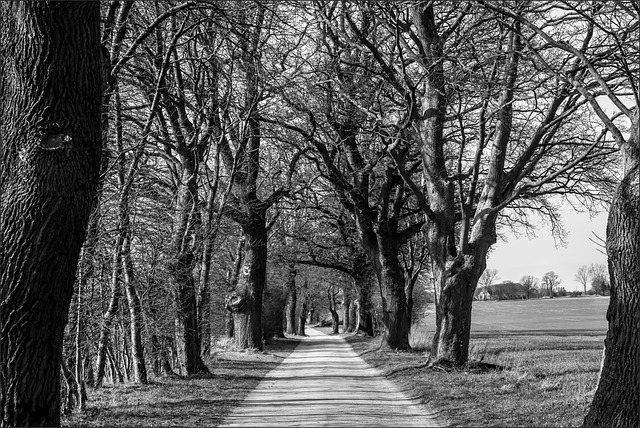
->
(219, 327), (442, 427)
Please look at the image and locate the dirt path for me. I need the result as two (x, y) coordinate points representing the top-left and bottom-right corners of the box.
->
(219, 327), (442, 427)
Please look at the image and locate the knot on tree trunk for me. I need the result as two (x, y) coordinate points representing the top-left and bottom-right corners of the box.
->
(225, 292), (245, 313)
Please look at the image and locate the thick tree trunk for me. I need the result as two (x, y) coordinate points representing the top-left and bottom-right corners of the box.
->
(285, 264), (297, 335)
(353, 258), (375, 336)
(584, 119), (639, 427)
(172, 253), (208, 374)
(429, 265), (478, 365)
(378, 251), (410, 349)
(169, 170), (208, 375)
(230, 223), (267, 350)
(0, 4), (102, 425)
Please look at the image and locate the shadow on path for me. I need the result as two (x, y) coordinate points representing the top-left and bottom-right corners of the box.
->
(219, 327), (442, 427)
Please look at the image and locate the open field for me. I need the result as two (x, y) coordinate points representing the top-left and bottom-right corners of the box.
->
(346, 296), (610, 427)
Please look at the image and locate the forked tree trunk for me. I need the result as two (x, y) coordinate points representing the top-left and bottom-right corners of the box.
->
(0, 6), (102, 421)
(583, 116), (639, 427)
(285, 264), (297, 335)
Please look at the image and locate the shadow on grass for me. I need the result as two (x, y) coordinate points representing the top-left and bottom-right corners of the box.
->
(62, 336), (302, 427)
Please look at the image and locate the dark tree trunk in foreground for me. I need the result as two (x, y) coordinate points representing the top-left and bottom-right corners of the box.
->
(584, 113), (639, 428)
(0, 3), (102, 426)
(285, 264), (297, 335)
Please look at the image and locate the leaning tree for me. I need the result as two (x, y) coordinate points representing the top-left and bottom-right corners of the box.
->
(0, 3), (103, 426)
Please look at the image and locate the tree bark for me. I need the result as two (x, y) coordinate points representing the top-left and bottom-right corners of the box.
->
(328, 288), (340, 334)
(342, 286), (352, 333)
(353, 255), (375, 336)
(285, 264), (297, 335)
(122, 232), (148, 384)
(0, 5), (102, 424)
(583, 114), (639, 427)
(298, 283), (309, 336)
(229, 222), (268, 350)
(169, 170), (208, 375)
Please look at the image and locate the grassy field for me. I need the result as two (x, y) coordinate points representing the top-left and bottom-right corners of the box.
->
(346, 296), (610, 427)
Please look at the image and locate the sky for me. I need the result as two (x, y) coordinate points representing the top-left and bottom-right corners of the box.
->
(487, 207), (609, 292)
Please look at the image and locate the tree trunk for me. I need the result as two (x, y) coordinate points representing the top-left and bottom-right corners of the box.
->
(122, 233), (148, 384)
(328, 288), (340, 334)
(172, 252), (208, 375)
(230, 222), (267, 350)
(348, 299), (358, 332)
(429, 267), (479, 365)
(225, 239), (245, 340)
(285, 264), (297, 335)
(298, 299), (308, 337)
(342, 287), (352, 333)
(584, 117), (639, 427)
(353, 256), (375, 336)
(169, 170), (208, 375)
(297, 282), (309, 336)
(74, 278), (87, 411)
(377, 250), (410, 349)
(150, 334), (175, 377)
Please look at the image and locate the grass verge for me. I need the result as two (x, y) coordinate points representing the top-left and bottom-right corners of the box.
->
(343, 329), (604, 427)
(62, 336), (300, 427)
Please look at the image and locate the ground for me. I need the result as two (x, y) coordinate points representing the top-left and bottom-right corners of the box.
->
(63, 296), (608, 427)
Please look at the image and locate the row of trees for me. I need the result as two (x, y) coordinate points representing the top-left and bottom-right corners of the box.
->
(0, 1), (637, 426)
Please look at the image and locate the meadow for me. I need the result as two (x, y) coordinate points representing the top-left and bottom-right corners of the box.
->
(347, 296), (610, 427)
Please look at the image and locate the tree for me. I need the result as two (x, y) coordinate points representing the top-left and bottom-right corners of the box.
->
(476, 2), (637, 424)
(0, 3), (102, 426)
(327, 286), (341, 334)
(589, 264), (610, 296)
(314, 1), (617, 364)
(520, 275), (540, 299)
(574, 265), (591, 296)
(542, 271), (561, 298)
(479, 269), (500, 289)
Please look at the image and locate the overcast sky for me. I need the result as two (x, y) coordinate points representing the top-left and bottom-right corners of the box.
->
(487, 207), (609, 292)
